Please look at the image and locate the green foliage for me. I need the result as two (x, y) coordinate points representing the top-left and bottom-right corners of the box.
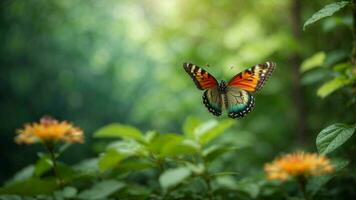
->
(300, 52), (326, 73)
(317, 76), (353, 98)
(303, 1), (350, 30)
(316, 123), (356, 155)
(1, 0), (356, 199)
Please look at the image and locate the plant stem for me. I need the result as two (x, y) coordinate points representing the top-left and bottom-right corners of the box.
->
(45, 143), (63, 187)
(297, 176), (312, 200)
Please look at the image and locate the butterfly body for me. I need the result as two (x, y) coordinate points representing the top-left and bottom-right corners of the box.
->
(183, 62), (275, 118)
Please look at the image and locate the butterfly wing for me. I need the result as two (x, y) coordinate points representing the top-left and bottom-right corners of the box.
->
(227, 61), (276, 93)
(203, 87), (222, 116)
(225, 87), (255, 118)
(183, 63), (218, 90)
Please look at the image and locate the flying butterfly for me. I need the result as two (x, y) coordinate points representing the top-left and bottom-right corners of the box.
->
(183, 61), (276, 118)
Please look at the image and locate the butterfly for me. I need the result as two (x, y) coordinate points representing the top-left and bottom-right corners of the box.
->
(183, 61), (276, 118)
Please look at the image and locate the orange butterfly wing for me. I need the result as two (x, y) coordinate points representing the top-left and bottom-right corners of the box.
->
(228, 62), (276, 93)
(183, 63), (218, 90)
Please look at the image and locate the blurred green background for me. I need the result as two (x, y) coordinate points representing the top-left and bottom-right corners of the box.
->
(0, 0), (355, 184)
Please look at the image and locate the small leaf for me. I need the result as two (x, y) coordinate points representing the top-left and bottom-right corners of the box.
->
(316, 123), (356, 155)
(159, 167), (191, 190)
(195, 119), (234, 145)
(303, 1), (350, 30)
(94, 123), (144, 142)
(77, 180), (125, 200)
(300, 52), (325, 73)
(317, 76), (352, 98)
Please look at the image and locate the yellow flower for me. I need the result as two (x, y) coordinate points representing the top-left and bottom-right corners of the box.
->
(15, 116), (84, 144)
(264, 151), (334, 181)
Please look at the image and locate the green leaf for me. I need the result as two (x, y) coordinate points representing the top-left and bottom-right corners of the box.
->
(94, 123), (144, 142)
(148, 134), (196, 157)
(74, 158), (100, 174)
(195, 119), (234, 145)
(34, 156), (51, 177)
(160, 139), (198, 157)
(203, 145), (240, 162)
(0, 178), (57, 195)
(307, 159), (349, 195)
(183, 116), (202, 138)
(98, 149), (126, 171)
(159, 167), (191, 190)
(316, 123), (356, 155)
(303, 1), (350, 30)
(317, 76), (352, 98)
(77, 180), (125, 200)
(107, 140), (147, 156)
(300, 52), (325, 73)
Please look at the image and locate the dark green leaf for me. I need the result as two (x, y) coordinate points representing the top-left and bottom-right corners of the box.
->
(316, 123), (356, 155)
(303, 1), (350, 30)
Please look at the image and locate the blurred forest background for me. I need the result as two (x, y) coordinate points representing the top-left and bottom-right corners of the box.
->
(0, 0), (355, 186)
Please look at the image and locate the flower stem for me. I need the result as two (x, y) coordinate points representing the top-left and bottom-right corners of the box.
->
(297, 176), (312, 200)
(45, 143), (63, 187)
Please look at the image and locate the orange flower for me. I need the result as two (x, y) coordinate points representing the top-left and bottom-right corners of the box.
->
(264, 151), (333, 181)
(15, 116), (84, 144)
